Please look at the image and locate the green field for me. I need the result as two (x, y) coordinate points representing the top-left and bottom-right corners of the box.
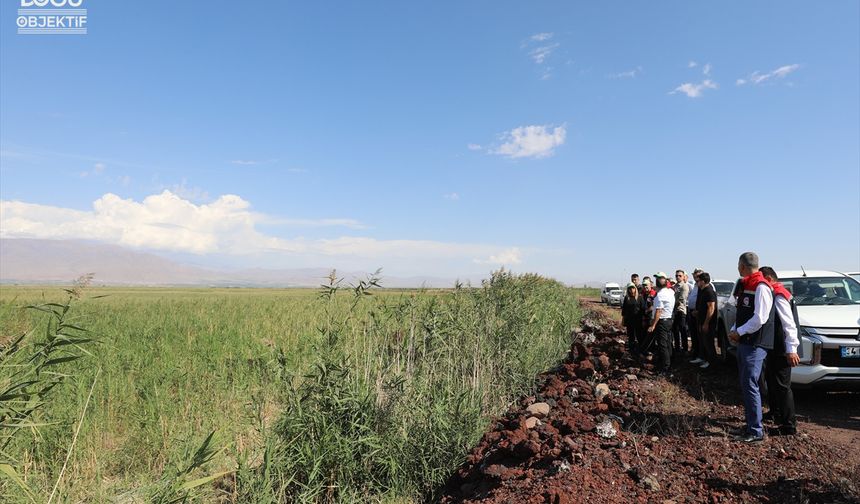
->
(0, 273), (595, 502)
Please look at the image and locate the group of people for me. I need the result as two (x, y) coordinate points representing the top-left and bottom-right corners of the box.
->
(619, 252), (800, 442)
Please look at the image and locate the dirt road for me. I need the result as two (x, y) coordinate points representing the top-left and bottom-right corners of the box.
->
(439, 299), (860, 503)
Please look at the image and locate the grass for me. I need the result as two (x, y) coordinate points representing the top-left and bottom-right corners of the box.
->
(0, 272), (590, 502)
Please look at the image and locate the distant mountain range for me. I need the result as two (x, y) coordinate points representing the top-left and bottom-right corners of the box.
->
(0, 239), (460, 288)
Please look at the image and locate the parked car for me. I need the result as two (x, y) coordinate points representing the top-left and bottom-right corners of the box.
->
(600, 282), (622, 305)
(715, 279), (741, 363)
(846, 271), (860, 284)
(718, 270), (860, 388)
(606, 288), (623, 306)
(712, 279), (737, 310)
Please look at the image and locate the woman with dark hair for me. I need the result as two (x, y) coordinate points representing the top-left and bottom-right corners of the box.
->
(621, 283), (645, 356)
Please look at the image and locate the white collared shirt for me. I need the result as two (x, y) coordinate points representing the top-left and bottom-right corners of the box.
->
(653, 287), (675, 320)
(688, 284), (698, 308)
(774, 295), (800, 354)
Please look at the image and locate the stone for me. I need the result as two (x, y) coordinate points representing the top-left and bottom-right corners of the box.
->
(482, 464), (507, 478)
(562, 436), (577, 449)
(595, 383), (611, 402)
(642, 475), (661, 492)
(597, 354), (611, 370)
(567, 387), (580, 399)
(575, 360), (595, 379)
(596, 419), (617, 439)
(526, 402), (551, 417)
(524, 416), (541, 429)
(625, 374), (638, 381)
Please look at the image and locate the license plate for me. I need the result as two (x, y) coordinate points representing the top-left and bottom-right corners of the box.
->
(841, 346), (860, 358)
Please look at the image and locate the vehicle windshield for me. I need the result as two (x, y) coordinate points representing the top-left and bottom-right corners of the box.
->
(781, 277), (860, 306)
(713, 281), (735, 297)
(851, 274), (860, 284)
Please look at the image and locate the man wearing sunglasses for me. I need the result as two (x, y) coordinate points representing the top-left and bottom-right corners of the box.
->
(673, 270), (690, 356)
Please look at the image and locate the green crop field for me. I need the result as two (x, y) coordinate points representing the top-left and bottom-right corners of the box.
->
(0, 273), (596, 503)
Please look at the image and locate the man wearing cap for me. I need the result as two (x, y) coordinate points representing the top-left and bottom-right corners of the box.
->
(760, 266), (800, 435)
(647, 272), (675, 375)
(728, 252), (776, 443)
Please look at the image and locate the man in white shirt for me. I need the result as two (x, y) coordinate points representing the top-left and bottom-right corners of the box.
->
(647, 272), (676, 375)
(728, 252), (776, 443)
(760, 266), (800, 435)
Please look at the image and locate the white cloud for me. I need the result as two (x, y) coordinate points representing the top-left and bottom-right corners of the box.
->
(670, 79), (718, 98)
(492, 124), (567, 159)
(443, 192), (460, 201)
(529, 43), (559, 64)
(230, 159), (278, 166)
(474, 247), (522, 265)
(688, 61), (698, 68)
(702, 63), (711, 76)
(772, 64), (800, 78)
(166, 179), (210, 203)
(737, 64), (801, 86)
(610, 66), (642, 79)
(0, 192), (520, 270)
(530, 32), (553, 42)
(79, 162), (107, 178)
(467, 143), (482, 151)
(261, 214), (366, 229)
(118, 175), (131, 187)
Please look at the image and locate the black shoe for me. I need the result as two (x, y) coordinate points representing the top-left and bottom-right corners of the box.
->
(778, 425), (797, 436)
(733, 432), (764, 443)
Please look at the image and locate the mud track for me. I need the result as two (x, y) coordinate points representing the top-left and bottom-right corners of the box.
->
(438, 300), (860, 504)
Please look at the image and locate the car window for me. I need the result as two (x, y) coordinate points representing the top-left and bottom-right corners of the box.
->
(782, 277), (860, 306)
(713, 282), (734, 296)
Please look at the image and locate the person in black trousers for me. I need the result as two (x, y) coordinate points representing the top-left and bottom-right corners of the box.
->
(760, 266), (800, 435)
(621, 283), (645, 356)
(647, 272), (676, 374)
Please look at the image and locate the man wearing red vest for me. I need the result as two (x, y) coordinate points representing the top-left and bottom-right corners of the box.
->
(728, 251), (776, 443)
(760, 266), (800, 435)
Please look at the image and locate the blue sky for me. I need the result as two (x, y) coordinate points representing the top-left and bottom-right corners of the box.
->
(1, 1), (858, 283)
